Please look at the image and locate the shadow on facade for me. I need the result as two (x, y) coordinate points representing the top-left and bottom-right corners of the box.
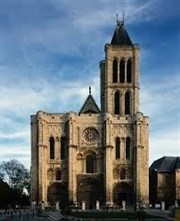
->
(113, 182), (134, 206)
(77, 175), (103, 209)
(47, 182), (68, 205)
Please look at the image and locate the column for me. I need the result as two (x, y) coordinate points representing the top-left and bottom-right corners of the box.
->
(82, 201), (86, 210)
(122, 201), (126, 211)
(161, 201), (165, 211)
(120, 138), (125, 160)
(96, 200), (100, 210)
(56, 201), (59, 210)
(133, 47), (140, 114)
(55, 137), (60, 160)
(124, 60), (127, 82)
(105, 145), (113, 203)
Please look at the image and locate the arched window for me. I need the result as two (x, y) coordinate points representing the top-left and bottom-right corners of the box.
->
(86, 155), (94, 173)
(115, 137), (120, 159)
(127, 59), (132, 83)
(49, 137), (55, 160)
(60, 137), (66, 160)
(125, 92), (130, 115)
(56, 170), (61, 180)
(120, 169), (126, 180)
(120, 60), (125, 83)
(114, 91), (120, 115)
(113, 60), (118, 83)
(126, 137), (131, 160)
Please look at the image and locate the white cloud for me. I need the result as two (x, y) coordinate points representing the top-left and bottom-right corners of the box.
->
(1, 0), (179, 169)
(2, 0), (156, 61)
(140, 73), (180, 164)
(0, 145), (29, 156)
(0, 131), (29, 140)
(0, 76), (100, 169)
(150, 128), (180, 165)
(141, 73), (180, 120)
(0, 144), (30, 169)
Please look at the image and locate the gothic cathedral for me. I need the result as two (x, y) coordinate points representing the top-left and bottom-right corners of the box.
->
(31, 20), (149, 208)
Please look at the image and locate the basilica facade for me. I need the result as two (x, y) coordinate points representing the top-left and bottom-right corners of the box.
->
(31, 20), (149, 208)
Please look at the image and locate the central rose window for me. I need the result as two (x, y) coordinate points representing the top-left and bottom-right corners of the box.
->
(83, 127), (99, 142)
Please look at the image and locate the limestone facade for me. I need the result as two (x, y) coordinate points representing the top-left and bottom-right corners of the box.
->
(31, 20), (149, 207)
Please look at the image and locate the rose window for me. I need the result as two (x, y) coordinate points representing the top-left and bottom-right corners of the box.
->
(83, 128), (99, 142)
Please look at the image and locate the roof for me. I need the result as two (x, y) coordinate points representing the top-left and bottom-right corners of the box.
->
(111, 21), (133, 46)
(79, 94), (100, 114)
(150, 156), (180, 172)
(175, 157), (180, 169)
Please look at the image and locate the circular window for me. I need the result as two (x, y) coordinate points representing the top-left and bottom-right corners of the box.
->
(83, 127), (99, 143)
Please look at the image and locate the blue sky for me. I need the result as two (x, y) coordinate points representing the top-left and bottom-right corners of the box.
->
(0, 0), (179, 169)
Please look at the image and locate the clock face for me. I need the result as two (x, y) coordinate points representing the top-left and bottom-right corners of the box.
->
(83, 127), (99, 142)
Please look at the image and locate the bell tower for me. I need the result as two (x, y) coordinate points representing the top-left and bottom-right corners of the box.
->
(100, 19), (149, 206)
(100, 19), (140, 116)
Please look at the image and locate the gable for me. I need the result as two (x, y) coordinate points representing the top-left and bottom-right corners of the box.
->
(79, 95), (100, 114)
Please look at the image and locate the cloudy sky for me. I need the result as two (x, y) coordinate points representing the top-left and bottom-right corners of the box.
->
(0, 0), (179, 169)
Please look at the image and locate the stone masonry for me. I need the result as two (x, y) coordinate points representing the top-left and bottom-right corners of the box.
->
(31, 20), (149, 208)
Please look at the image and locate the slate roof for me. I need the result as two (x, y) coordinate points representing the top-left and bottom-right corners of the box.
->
(175, 157), (180, 169)
(150, 156), (180, 172)
(111, 21), (133, 46)
(79, 94), (100, 114)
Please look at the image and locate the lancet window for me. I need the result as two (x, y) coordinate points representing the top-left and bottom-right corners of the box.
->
(56, 170), (61, 180)
(125, 92), (130, 115)
(120, 168), (126, 180)
(126, 137), (131, 160)
(127, 59), (132, 83)
(60, 137), (66, 160)
(49, 137), (55, 160)
(113, 59), (118, 83)
(86, 155), (95, 173)
(120, 60), (125, 83)
(115, 137), (120, 159)
(114, 91), (120, 115)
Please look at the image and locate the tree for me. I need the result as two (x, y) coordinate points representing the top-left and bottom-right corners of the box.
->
(0, 168), (5, 181)
(0, 159), (30, 195)
(0, 180), (12, 208)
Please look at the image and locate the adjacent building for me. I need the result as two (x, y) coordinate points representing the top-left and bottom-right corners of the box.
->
(149, 156), (180, 208)
(31, 20), (149, 208)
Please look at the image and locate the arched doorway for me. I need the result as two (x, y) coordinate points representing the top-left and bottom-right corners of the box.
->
(47, 182), (68, 206)
(113, 182), (134, 206)
(77, 176), (101, 209)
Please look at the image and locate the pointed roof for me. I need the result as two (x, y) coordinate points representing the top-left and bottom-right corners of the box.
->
(150, 156), (180, 172)
(79, 88), (100, 114)
(111, 20), (133, 46)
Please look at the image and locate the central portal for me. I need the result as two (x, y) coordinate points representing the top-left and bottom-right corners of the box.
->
(77, 175), (103, 208)
(113, 182), (134, 206)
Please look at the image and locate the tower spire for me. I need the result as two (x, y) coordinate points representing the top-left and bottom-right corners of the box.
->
(116, 14), (119, 24)
(122, 10), (125, 25)
(89, 86), (91, 95)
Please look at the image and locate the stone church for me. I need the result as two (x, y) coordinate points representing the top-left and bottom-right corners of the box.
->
(31, 20), (149, 208)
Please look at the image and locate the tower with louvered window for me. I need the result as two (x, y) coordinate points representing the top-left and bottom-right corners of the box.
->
(100, 20), (149, 206)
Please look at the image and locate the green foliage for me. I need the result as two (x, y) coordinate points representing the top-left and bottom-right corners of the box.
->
(0, 169), (5, 180)
(0, 159), (31, 209)
(0, 180), (12, 208)
(0, 159), (30, 195)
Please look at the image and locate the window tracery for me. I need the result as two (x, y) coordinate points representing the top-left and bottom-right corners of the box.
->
(83, 128), (99, 142)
